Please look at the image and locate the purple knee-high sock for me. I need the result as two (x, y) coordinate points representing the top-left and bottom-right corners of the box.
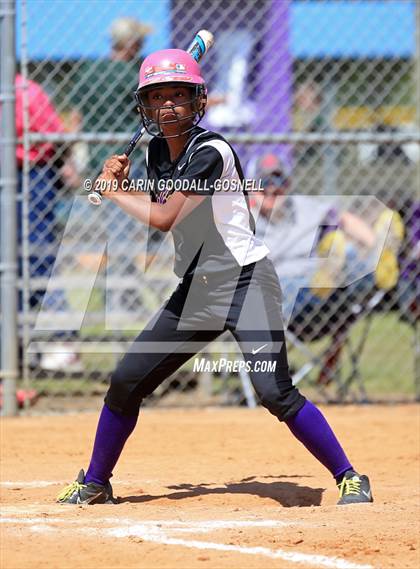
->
(286, 400), (353, 480)
(85, 404), (138, 485)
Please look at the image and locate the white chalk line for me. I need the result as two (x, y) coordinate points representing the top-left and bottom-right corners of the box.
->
(0, 513), (373, 569)
(113, 532), (374, 569)
(1, 481), (65, 488)
(1, 517), (290, 529)
(0, 516), (293, 529)
(0, 480), (148, 488)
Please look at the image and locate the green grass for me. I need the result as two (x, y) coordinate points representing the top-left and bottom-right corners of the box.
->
(27, 378), (108, 396)
(21, 312), (417, 401)
(288, 312), (416, 397)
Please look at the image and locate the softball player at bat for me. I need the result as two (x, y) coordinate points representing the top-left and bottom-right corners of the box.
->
(58, 49), (373, 506)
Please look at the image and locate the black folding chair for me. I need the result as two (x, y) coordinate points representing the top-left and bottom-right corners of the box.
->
(285, 286), (386, 403)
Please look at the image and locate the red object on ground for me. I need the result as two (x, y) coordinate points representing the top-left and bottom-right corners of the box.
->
(0, 385), (39, 410)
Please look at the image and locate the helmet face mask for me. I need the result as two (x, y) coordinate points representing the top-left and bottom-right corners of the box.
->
(134, 83), (207, 138)
(135, 48), (207, 138)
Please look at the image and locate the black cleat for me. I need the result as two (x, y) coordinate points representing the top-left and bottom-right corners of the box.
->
(337, 470), (373, 505)
(57, 469), (115, 505)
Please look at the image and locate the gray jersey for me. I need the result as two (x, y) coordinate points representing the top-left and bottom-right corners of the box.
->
(255, 195), (336, 285)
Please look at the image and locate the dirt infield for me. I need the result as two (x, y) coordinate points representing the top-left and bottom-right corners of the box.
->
(1, 405), (419, 569)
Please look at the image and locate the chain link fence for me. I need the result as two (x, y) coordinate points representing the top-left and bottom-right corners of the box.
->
(3, 0), (419, 410)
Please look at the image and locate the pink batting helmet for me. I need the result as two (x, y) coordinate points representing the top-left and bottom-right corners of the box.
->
(135, 48), (207, 137)
(138, 49), (205, 90)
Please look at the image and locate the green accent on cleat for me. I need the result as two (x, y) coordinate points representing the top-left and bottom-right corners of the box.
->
(337, 470), (373, 505)
(57, 469), (115, 505)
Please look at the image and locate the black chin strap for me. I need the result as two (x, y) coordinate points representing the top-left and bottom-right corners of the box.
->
(135, 85), (207, 139)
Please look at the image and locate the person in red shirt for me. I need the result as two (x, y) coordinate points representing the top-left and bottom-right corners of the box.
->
(15, 74), (64, 165)
(14, 75), (82, 372)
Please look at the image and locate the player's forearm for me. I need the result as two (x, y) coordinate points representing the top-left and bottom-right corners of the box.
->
(109, 192), (172, 231)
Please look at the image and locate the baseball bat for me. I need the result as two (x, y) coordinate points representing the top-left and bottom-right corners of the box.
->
(88, 29), (214, 206)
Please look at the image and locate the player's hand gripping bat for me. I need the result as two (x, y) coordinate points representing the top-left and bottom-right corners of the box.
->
(88, 29), (214, 206)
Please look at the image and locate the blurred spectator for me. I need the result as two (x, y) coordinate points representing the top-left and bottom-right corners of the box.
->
(293, 80), (326, 165)
(14, 74), (82, 372)
(294, 80), (324, 131)
(66, 17), (152, 177)
(109, 17), (152, 62)
(252, 154), (402, 322)
(252, 153), (405, 384)
(253, 153), (340, 321)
